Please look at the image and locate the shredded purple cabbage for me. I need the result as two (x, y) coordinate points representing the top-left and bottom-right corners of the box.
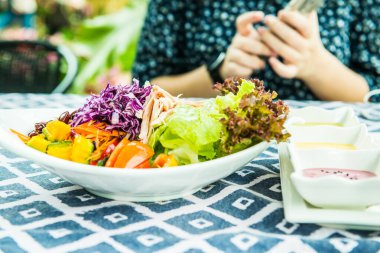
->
(71, 79), (152, 140)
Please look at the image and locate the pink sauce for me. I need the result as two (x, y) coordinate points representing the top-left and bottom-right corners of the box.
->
(302, 168), (377, 180)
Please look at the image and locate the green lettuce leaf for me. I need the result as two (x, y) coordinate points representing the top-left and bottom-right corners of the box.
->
(148, 104), (222, 165)
(213, 78), (290, 154)
(214, 78), (255, 112)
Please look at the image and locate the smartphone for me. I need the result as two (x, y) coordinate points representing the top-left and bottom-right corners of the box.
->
(285, 0), (324, 14)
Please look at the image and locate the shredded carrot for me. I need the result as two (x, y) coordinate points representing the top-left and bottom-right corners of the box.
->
(72, 121), (125, 140)
(71, 121), (127, 163)
(89, 138), (118, 161)
(10, 129), (30, 143)
(95, 129), (100, 150)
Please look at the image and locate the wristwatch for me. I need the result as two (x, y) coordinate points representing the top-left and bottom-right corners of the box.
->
(206, 52), (226, 84)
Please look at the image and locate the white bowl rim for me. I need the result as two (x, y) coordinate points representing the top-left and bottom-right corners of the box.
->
(286, 106), (359, 127)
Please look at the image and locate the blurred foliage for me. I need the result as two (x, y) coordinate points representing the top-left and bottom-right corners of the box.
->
(36, 0), (148, 93)
(85, 0), (134, 16)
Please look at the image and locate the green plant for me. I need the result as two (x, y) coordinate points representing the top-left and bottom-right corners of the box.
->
(61, 0), (148, 93)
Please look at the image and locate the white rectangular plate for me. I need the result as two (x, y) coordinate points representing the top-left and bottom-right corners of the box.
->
(279, 142), (380, 230)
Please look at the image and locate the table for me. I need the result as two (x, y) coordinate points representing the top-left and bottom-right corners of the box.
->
(0, 94), (380, 253)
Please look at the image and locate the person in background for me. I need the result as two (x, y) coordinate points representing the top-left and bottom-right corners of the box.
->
(0, 0), (37, 40)
(132, 0), (380, 101)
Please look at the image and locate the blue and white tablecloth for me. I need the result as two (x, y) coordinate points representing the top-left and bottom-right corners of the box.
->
(0, 94), (380, 253)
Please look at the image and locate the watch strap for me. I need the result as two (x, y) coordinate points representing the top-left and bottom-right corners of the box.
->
(207, 53), (226, 84)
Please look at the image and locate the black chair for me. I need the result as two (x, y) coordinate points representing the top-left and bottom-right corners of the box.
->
(0, 40), (78, 93)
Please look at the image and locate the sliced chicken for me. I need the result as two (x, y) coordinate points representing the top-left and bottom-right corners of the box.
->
(181, 100), (205, 108)
(139, 85), (179, 144)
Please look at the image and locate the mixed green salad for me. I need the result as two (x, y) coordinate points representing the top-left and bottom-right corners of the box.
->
(12, 77), (290, 169)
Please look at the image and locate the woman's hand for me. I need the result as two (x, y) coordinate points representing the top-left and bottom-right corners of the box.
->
(220, 11), (273, 79)
(258, 10), (369, 102)
(258, 11), (325, 81)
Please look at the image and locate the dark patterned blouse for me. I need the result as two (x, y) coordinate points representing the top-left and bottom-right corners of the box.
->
(132, 0), (380, 100)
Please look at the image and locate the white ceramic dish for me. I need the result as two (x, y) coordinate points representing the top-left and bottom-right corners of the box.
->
(287, 106), (360, 127)
(289, 148), (380, 208)
(287, 124), (377, 150)
(279, 143), (380, 230)
(0, 108), (270, 202)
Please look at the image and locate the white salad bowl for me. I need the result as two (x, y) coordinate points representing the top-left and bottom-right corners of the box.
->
(287, 106), (360, 127)
(0, 109), (270, 202)
(290, 148), (380, 209)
